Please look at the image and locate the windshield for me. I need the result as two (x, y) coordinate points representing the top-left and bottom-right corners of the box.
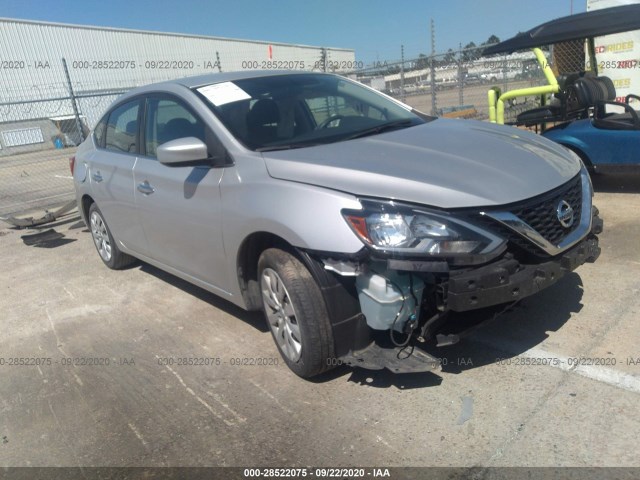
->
(194, 73), (430, 151)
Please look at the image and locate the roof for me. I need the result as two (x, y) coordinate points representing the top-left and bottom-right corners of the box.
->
(117, 70), (337, 100)
(483, 4), (640, 56)
(171, 70), (313, 88)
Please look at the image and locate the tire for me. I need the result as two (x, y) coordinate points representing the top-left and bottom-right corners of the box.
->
(88, 203), (136, 270)
(258, 248), (335, 378)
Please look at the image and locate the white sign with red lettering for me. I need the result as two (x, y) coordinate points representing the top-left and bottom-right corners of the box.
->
(587, 0), (640, 109)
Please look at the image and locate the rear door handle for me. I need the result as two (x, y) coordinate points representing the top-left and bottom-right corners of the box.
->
(137, 181), (155, 195)
(91, 171), (103, 183)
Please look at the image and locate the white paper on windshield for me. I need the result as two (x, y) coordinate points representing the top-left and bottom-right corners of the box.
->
(197, 82), (251, 106)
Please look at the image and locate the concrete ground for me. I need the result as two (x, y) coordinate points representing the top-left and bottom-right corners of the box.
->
(0, 173), (639, 471)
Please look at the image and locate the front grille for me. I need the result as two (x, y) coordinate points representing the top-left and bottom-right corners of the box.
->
(475, 174), (583, 257)
(512, 175), (582, 245)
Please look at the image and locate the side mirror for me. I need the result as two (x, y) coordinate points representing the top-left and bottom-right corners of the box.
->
(157, 137), (209, 166)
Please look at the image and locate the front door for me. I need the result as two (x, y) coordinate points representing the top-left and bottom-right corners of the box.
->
(133, 96), (229, 293)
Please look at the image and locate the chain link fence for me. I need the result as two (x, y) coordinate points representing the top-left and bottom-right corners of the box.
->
(343, 44), (557, 124)
(0, 58), (129, 222)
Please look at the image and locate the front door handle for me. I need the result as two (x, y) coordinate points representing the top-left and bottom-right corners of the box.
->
(137, 181), (155, 195)
(91, 171), (103, 183)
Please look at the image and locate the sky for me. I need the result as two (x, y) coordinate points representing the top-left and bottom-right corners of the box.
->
(0, 0), (585, 64)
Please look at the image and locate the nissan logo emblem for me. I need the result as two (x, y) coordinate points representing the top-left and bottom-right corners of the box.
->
(557, 200), (574, 228)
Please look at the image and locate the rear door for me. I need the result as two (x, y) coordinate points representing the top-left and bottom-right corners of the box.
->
(133, 94), (228, 292)
(88, 98), (146, 253)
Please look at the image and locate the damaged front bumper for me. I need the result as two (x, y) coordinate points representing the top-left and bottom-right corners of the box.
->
(339, 342), (441, 373)
(311, 209), (603, 373)
(447, 233), (600, 312)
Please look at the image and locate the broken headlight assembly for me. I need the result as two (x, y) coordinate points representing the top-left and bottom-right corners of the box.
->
(343, 200), (506, 262)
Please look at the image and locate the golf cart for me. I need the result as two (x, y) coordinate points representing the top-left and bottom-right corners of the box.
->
(483, 4), (640, 172)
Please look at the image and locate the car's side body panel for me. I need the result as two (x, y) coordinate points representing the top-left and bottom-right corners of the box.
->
(133, 159), (227, 291)
(86, 148), (145, 253)
(218, 157), (365, 303)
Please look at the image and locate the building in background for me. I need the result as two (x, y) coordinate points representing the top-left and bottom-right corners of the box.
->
(0, 18), (355, 156)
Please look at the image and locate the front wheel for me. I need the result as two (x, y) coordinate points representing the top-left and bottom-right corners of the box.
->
(258, 248), (335, 378)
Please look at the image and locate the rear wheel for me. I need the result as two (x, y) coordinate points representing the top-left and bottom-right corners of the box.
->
(88, 203), (135, 270)
(258, 248), (335, 378)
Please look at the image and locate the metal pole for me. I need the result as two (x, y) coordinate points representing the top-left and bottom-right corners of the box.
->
(429, 19), (437, 116)
(61, 58), (85, 144)
(502, 54), (508, 92)
(458, 43), (464, 106)
(320, 48), (329, 112)
(400, 45), (405, 102)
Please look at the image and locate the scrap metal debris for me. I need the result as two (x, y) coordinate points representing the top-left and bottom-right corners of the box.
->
(0, 200), (76, 228)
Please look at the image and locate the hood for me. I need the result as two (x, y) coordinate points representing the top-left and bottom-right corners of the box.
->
(262, 119), (581, 209)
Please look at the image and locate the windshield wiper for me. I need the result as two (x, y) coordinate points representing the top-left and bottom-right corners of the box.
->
(344, 119), (414, 141)
(256, 120), (415, 151)
(256, 142), (324, 152)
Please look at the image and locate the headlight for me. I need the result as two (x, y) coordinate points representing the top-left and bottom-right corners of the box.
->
(343, 200), (505, 258)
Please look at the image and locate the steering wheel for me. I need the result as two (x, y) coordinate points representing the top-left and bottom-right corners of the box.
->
(316, 114), (345, 129)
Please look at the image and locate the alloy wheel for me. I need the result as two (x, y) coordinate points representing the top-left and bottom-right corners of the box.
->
(260, 267), (302, 362)
(90, 211), (112, 262)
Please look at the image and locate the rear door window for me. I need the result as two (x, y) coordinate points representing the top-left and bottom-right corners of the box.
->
(104, 100), (140, 153)
(93, 115), (108, 148)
